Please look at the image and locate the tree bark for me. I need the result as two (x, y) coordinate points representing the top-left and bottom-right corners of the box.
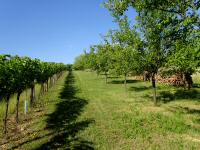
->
(124, 73), (127, 90)
(46, 80), (49, 92)
(41, 84), (43, 95)
(143, 71), (147, 81)
(40, 84), (44, 97)
(183, 73), (193, 90)
(182, 73), (187, 90)
(185, 73), (193, 90)
(144, 71), (151, 82)
(52, 77), (55, 85)
(105, 72), (108, 84)
(30, 85), (35, 106)
(151, 74), (157, 105)
(4, 96), (10, 134)
(16, 92), (21, 123)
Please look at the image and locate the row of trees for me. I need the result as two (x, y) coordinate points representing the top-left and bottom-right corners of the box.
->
(74, 0), (200, 105)
(0, 55), (67, 134)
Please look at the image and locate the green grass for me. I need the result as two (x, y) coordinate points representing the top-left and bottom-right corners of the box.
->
(0, 71), (200, 149)
(75, 71), (200, 149)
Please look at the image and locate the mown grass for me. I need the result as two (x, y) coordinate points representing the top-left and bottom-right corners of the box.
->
(74, 71), (200, 150)
(0, 71), (200, 149)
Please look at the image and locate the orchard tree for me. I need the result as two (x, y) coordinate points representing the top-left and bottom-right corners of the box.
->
(107, 16), (143, 89)
(166, 36), (200, 89)
(94, 44), (113, 83)
(85, 47), (99, 72)
(112, 45), (140, 89)
(105, 0), (171, 105)
(136, 11), (169, 105)
(73, 54), (87, 70)
(104, 0), (200, 104)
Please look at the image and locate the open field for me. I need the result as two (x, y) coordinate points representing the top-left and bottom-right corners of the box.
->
(0, 71), (200, 149)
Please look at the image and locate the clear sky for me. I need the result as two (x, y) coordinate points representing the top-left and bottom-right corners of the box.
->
(0, 0), (136, 64)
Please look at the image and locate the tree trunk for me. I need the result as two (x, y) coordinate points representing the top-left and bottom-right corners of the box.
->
(151, 74), (157, 105)
(4, 96), (10, 134)
(185, 73), (193, 90)
(144, 71), (151, 82)
(124, 73), (127, 90)
(56, 74), (58, 81)
(41, 84), (43, 95)
(182, 73), (187, 90)
(46, 80), (49, 92)
(52, 77), (54, 85)
(143, 71), (147, 81)
(43, 83), (45, 93)
(40, 84), (44, 96)
(51, 77), (54, 86)
(16, 92), (21, 123)
(30, 85), (35, 106)
(105, 72), (108, 84)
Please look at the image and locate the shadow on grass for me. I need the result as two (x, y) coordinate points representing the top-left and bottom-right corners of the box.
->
(193, 83), (200, 88)
(168, 106), (200, 114)
(159, 89), (200, 103)
(109, 80), (141, 84)
(36, 71), (94, 149)
(107, 76), (120, 79)
(129, 86), (152, 92)
(142, 88), (200, 104)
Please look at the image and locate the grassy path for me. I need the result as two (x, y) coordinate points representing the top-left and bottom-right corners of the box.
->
(1, 71), (200, 149)
(74, 71), (200, 150)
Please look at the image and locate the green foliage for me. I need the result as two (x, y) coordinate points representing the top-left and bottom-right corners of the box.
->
(107, 17), (144, 77)
(66, 64), (73, 71)
(73, 0), (200, 106)
(0, 55), (67, 98)
(83, 44), (114, 76)
(95, 44), (112, 74)
(167, 40), (200, 75)
(104, 0), (200, 77)
(0, 54), (67, 133)
(103, 0), (200, 103)
(73, 54), (87, 70)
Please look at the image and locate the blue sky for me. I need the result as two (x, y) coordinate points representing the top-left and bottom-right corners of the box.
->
(0, 0), (137, 64)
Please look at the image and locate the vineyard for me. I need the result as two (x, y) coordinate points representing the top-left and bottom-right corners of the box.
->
(0, 0), (200, 149)
(0, 55), (68, 134)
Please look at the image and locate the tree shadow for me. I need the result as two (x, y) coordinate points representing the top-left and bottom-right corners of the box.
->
(107, 76), (120, 79)
(129, 86), (152, 92)
(109, 80), (141, 84)
(159, 89), (200, 103)
(36, 71), (95, 149)
(167, 106), (200, 115)
(193, 83), (200, 88)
